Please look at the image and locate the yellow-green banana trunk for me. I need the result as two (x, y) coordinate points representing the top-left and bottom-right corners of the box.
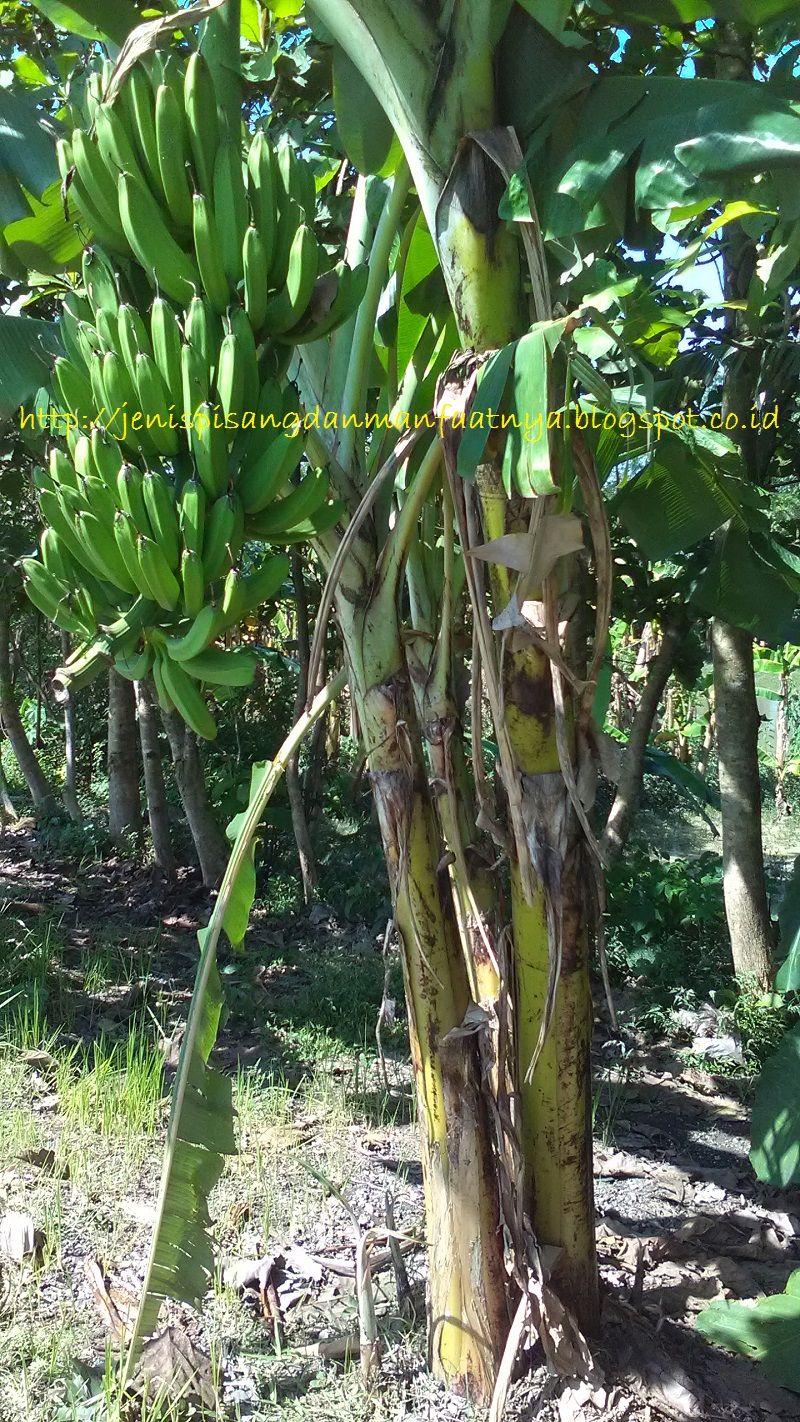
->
(335, 571), (509, 1398)
(436, 151), (598, 1333)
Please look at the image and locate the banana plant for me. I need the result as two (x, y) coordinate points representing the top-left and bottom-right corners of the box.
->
(8, 0), (800, 1407)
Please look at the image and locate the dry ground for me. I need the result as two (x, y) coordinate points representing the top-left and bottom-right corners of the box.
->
(0, 825), (799, 1422)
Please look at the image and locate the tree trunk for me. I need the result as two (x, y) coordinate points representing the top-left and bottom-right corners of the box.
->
(162, 709), (228, 887)
(107, 668), (142, 846)
(710, 30), (773, 986)
(711, 620), (773, 983)
(135, 679), (175, 876)
(0, 750), (18, 825)
(0, 586), (58, 817)
(60, 633), (81, 822)
(338, 584), (510, 1394)
(287, 551), (317, 903)
(602, 623), (682, 864)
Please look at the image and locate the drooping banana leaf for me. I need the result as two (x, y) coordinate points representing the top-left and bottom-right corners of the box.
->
(122, 669), (347, 1378)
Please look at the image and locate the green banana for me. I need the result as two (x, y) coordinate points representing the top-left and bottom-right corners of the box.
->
(155, 82), (193, 230)
(114, 512), (147, 592)
(102, 350), (147, 451)
(216, 329), (244, 426)
(125, 64), (162, 196)
(283, 261), (370, 344)
(242, 224), (269, 332)
(276, 140), (316, 225)
(181, 646), (257, 687)
(137, 535), (181, 611)
(114, 643), (154, 681)
(246, 131), (277, 270)
(59, 303), (88, 373)
(54, 357), (94, 424)
(237, 424), (304, 514)
(164, 602), (224, 661)
(117, 464), (153, 538)
(181, 339), (210, 425)
(249, 466), (330, 538)
(118, 171), (199, 305)
(184, 53), (219, 196)
(151, 654), (175, 713)
(73, 510), (133, 590)
(269, 196), (305, 290)
(118, 303), (152, 372)
(179, 478), (205, 558)
(94, 306), (120, 357)
(95, 102), (148, 190)
(189, 402), (228, 499)
(228, 306), (260, 418)
(213, 137), (248, 286)
(81, 473), (118, 528)
(40, 526), (77, 583)
(150, 296), (183, 411)
(134, 351), (179, 457)
(142, 469), (180, 570)
(50, 446), (79, 493)
(71, 128), (126, 243)
(76, 320), (100, 371)
(274, 501), (345, 543)
(221, 566), (243, 621)
(39, 490), (93, 569)
(263, 224), (319, 336)
(192, 192), (231, 316)
(203, 490), (244, 583)
(83, 247), (119, 318)
(22, 558), (77, 626)
(91, 429), (122, 490)
(233, 552), (289, 616)
(180, 548), (205, 617)
(232, 376), (284, 469)
(158, 653), (217, 740)
(72, 434), (93, 480)
(63, 290), (94, 327)
(185, 295), (217, 374)
(88, 350), (110, 426)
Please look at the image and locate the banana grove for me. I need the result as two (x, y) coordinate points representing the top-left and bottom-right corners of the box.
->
(4, 0), (800, 1408)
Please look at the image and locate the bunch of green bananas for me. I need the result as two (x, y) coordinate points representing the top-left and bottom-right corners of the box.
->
(28, 48), (365, 738)
(57, 53), (368, 345)
(24, 434), (293, 739)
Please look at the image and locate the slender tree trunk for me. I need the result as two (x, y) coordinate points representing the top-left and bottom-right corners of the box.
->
(287, 551), (317, 903)
(711, 28), (773, 985)
(135, 679), (175, 876)
(711, 620), (773, 983)
(0, 750), (18, 825)
(107, 668), (142, 846)
(162, 709), (228, 887)
(602, 622), (682, 864)
(60, 633), (81, 822)
(0, 587), (58, 817)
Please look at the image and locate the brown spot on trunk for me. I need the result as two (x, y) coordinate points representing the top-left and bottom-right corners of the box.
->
(506, 662), (554, 732)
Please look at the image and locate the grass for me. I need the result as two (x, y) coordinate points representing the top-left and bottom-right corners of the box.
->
(0, 863), (420, 1422)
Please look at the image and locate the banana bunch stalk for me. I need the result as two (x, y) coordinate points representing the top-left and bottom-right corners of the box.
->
(35, 47), (369, 737)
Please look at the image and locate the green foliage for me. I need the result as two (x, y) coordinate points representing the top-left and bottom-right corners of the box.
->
(776, 855), (800, 992)
(750, 1021), (800, 1187)
(605, 849), (728, 1004)
(0, 316), (62, 420)
(697, 1269), (800, 1393)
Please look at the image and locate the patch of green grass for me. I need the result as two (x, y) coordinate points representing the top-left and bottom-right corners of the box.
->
(56, 1028), (165, 1141)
